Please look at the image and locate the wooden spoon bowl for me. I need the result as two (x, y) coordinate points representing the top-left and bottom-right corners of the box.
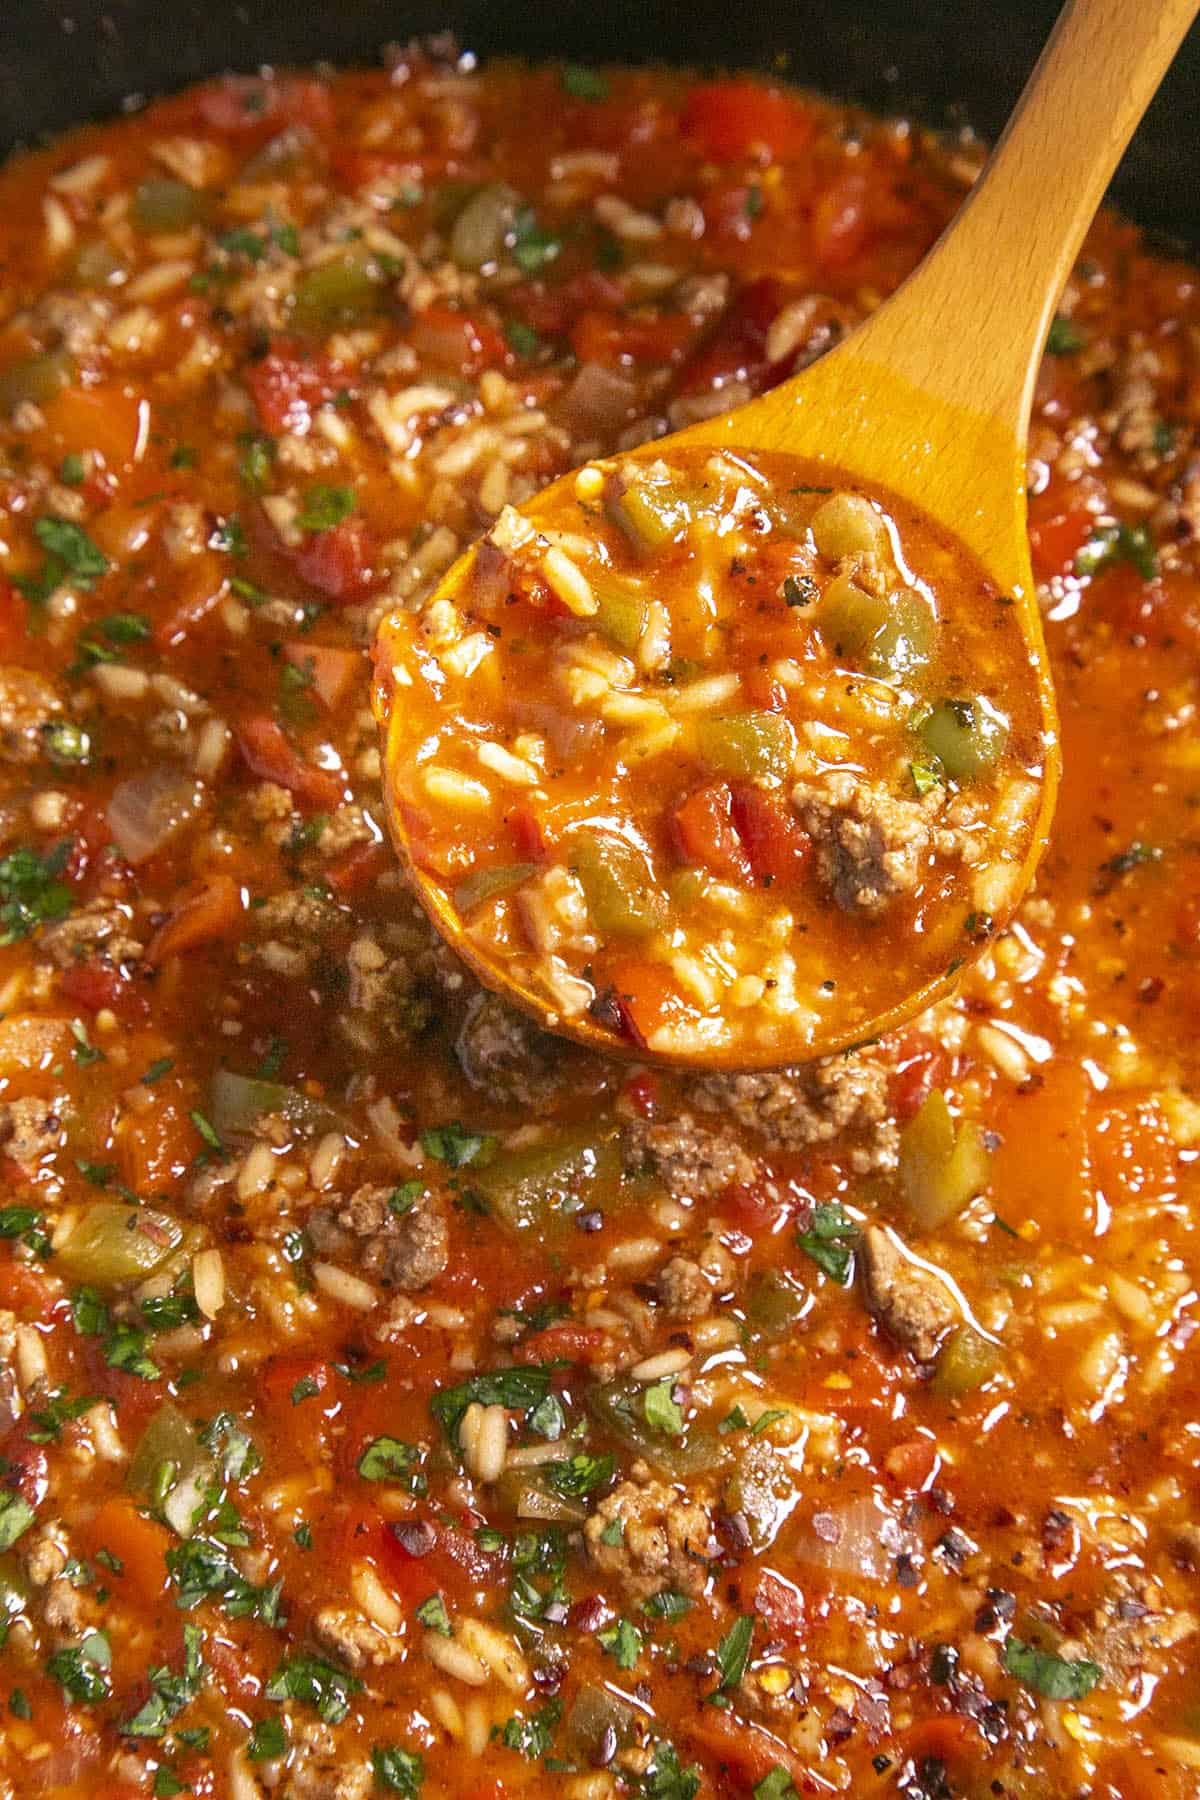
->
(373, 0), (1197, 1069)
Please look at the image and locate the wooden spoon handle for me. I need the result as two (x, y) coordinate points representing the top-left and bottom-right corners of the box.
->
(852, 0), (1199, 432)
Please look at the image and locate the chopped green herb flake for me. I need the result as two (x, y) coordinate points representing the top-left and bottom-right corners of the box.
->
(297, 484), (356, 533)
(562, 64), (609, 100)
(796, 1201), (857, 1284)
(1076, 520), (1158, 582)
(264, 1652), (361, 1724)
(714, 1612), (755, 1692)
(1003, 1636), (1102, 1700)
(247, 1715), (287, 1760)
(372, 1744), (425, 1795)
(598, 1616), (643, 1669)
(642, 1380), (684, 1437)
(0, 1491), (36, 1551)
(420, 1121), (495, 1168)
(415, 1592), (452, 1636)
(544, 1451), (614, 1498)
(0, 842), (73, 944)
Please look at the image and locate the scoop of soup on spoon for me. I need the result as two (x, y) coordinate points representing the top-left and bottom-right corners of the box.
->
(373, 0), (1198, 1069)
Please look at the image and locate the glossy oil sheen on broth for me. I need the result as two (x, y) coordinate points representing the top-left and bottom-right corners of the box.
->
(376, 445), (1045, 1062)
(0, 43), (1197, 1800)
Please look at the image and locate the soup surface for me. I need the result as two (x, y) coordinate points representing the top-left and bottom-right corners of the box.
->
(377, 447), (1046, 1062)
(0, 44), (1198, 1800)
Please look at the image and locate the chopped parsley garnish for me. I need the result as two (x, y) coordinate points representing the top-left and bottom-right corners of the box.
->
(0, 842), (72, 944)
(1076, 520), (1158, 582)
(123, 1623), (205, 1737)
(754, 1769), (798, 1800)
(643, 1588), (693, 1621)
(511, 207), (561, 276)
(795, 1201), (858, 1284)
(431, 1365), (554, 1441)
(636, 1744), (701, 1800)
(0, 1204), (51, 1258)
(211, 515), (247, 558)
(501, 1697), (562, 1759)
(0, 1491), (36, 1551)
(713, 1613), (755, 1693)
(420, 1120), (495, 1168)
(388, 1180), (424, 1216)
(46, 1629), (111, 1704)
(15, 516), (108, 604)
(1003, 1636), (1102, 1700)
(504, 319), (541, 357)
(27, 1389), (98, 1444)
(910, 760), (942, 796)
(562, 63), (609, 100)
(71, 1017), (104, 1064)
(166, 1537), (282, 1623)
(357, 1436), (424, 1490)
(415, 1593), (452, 1636)
(264, 1652), (361, 1724)
(59, 451), (85, 485)
(237, 432), (276, 492)
(141, 1055), (175, 1084)
(598, 1616), (643, 1670)
(247, 1715), (287, 1760)
(1046, 314), (1086, 355)
(642, 1380), (684, 1437)
(189, 1110), (226, 1157)
(371, 1745), (425, 1795)
(297, 484), (356, 533)
(104, 1322), (161, 1380)
(543, 1452), (614, 1498)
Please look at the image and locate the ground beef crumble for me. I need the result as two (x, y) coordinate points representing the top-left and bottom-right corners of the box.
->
(859, 1224), (958, 1362)
(585, 1460), (717, 1603)
(455, 988), (575, 1107)
(621, 1112), (756, 1200)
(694, 1050), (898, 1174)
(792, 769), (941, 915)
(305, 1182), (449, 1292)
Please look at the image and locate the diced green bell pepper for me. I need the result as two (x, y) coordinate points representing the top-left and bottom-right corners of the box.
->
(448, 182), (520, 269)
(604, 474), (687, 555)
(722, 1438), (793, 1548)
(454, 862), (537, 914)
(918, 697), (1008, 783)
(568, 830), (666, 936)
(290, 251), (385, 334)
(131, 178), (208, 234)
(931, 1324), (1001, 1397)
(208, 1069), (342, 1140)
(71, 241), (124, 288)
(587, 1376), (715, 1476)
(693, 710), (797, 783)
(0, 349), (74, 415)
(592, 582), (649, 654)
(743, 1267), (807, 1338)
(128, 1403), (204, 1500)
(820, 578), (935, 679)
(561, 1685), (637, 1762)
(899, 1089), (991, 1231)
(468, 1125), (621, 1233)
(56, 1202), (189, 1290)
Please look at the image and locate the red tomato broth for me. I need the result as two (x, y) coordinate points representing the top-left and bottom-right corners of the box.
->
(378, 447), (1047, 1063)
(0, 45), (1194, 1800)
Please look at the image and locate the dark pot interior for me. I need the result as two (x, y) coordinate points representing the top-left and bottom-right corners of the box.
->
(2, 0), (1199, 245)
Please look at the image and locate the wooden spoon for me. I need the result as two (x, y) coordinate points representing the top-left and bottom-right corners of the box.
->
(376, 0), (1197, 1067)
